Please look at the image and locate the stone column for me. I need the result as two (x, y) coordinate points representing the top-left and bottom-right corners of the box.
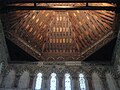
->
(72, 76), (77, 90)
(58, 76), (63, 90)
(74, 76), (79, 90)
(30, 76), (35, 90)
(44, 76), (48, 90)
(87, 77), (93, 90)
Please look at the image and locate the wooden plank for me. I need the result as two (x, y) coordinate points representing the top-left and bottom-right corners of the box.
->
(1, 0), (117, 4)
(77, 11), (98, 41)
(0, 6), (117, 12)
(93, 12), (113, 25)
(69, 11), (93, 47)
(89, 13), (108, 34)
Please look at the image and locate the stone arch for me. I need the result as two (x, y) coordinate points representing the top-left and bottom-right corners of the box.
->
(61, 67), (74, 77)
(63, 72), (73, 90)
(57, 57), (65, 61)
(4, 70), (16, 88)
(33, 72), (43, 90)
(48, 72), (59, 90)
(32, 70), (44, 90)
(77, 71), (89, 90)
(18, 71), (30, 89)
(92, 72), (104, 90)
(47, 57), (55, 61)
(105, 72), (119, 90)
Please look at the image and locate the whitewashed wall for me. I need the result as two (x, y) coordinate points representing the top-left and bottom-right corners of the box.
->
(4, 70), (15, 88)
(18, 71), (30, 89)
(106, 73), (118, 90)
(92, 72), (104, 90)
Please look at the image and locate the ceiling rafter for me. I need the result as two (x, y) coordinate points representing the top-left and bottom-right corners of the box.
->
(1, 3), (118, 61)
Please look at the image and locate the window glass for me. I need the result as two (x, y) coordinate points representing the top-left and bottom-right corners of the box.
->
(65, 73), (71, 90)
(35, 73), (42, 90)
(79, 73), (86, 90)
(50, 73), (57, 90)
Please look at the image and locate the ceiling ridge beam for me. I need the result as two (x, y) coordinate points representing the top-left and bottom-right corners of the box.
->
(0, 6), (117, 11)
(0, 0), (119, 4)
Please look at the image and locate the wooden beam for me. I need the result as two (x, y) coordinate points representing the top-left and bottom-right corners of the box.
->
(0, 6), (117, 12)
(0, 0), (118, 4)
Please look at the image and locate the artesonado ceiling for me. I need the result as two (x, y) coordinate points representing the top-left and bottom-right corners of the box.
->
(1, 3), (118, 61)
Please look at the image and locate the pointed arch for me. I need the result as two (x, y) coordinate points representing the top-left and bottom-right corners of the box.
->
(92, 72), (104, 90)
(50, 73), (57, 90)
(79, 73), (86, 90)
(64, 73), (72, 90)
(18, 71), (30, 89)
(35, 73), (43, 90)
(106, 73), (118, 90)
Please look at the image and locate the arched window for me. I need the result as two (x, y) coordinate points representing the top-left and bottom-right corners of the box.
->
(106, 73), (118, 90)
(79, 73), (86, 90)
(50, 73), (57, 90)
(92, 72), (103, 90)
(65, 73), (71, 90)
(18, 71), (30, 89)
(35, 73), (42, 90)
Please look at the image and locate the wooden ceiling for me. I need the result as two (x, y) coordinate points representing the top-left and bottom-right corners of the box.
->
(2, 3), (117, 61)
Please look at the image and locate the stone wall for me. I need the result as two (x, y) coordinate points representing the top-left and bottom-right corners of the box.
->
(0, 62), (119, 90)
(0, 11), (120, 90)
(0, 18), (11, 90)
(0, 19), (9, 70)
(112, 13), (120, 90)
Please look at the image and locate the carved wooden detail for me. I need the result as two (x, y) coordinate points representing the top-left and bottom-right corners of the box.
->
(1, 3), (117, 61)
